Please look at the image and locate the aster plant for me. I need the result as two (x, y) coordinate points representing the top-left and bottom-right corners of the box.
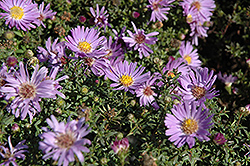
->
(147, 0), (175, 22)
(164, 101), (213, 148)
(89, 4), (110, 31)
(37, 37), (66, 67)
(0, 136), (28, 166)
(39, 115), (91, 166)
(35, 2), (56, 28)
(111, 137), (129, 166)
(0, 62), (67, 122)
(123, 22), (159, 59)
(0, 0), (40, 31)
(105, 60), (150, 94)
(65, 26), (106, 58)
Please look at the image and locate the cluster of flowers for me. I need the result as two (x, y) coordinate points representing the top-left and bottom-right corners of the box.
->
(0, 0), (230, 165)
(180, 0), (216, 45)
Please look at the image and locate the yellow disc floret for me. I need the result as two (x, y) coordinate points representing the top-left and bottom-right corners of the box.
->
(182, 118), (198, 135)
(78, 41), (92, 53)
(184, 55), (192, 64)
(120, 74), (134, 87)
(10, 6), (24, 20)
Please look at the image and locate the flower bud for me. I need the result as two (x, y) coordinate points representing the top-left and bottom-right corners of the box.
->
(132, 11), (140, 18)
(11, 123), (20, 133)
(6, 56), (18, 67)
(213, 133), (227, 145)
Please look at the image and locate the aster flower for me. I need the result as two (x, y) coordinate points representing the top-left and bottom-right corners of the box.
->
(37, 37), (66, 67)
(180, 0), (215, 22)
(135, 74), (160, 107)
(0, 62), (65, 122)
(105, 60), (150, 94)
(217, 72), (237, 87)
(164, 101), (213, 148)
(178, 67), (219, 107)
(0, 136), (28, 166)
(65, 26), (106, 58)
(35, 2), (57, 28)
(39, 115), (91, 166)
(111, 137), (129, 154)
(0, 0), (40, 31)
(147, 0), (175, 22)
(90, 4), (110, 31)
(180, 0), (215, 45)
(103, 36), (124, 60)
(179, 41), (201, 67)
(45, 66), (69, 99)
(123, 22), (159, 59)
(82, 57), (109, 77)
(162, 58), (190, 79)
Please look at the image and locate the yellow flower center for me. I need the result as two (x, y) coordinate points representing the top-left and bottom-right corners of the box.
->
(78, 41), (92, 53)
(18, 82), (36, 99)
(186, 14), (193, 23)
(10, 6), (24, 20)
(167, 71), (175, 78)
(182, 118), (198, 135)
(191, 85), (206, 99)
(184, 55), (192, 64)
(120, 74), (133, 87)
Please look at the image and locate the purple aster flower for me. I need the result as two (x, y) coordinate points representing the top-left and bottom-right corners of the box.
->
(0, 0), (40, 31)
(111, 137), (129, 154)
(65, 26), (106, 58)
(0, 136), (28, 166)
(135, 74), (160, 107)
(89, 4), (110, 31)
(34, 2), (56, 28)
(39, 115), (91, 166)
(180, 0), (215, 23)
(162, 58), (190, 80)
(213, 133), (227, 145)
(147, 0), (175, 22)
(105, 60), (150, 94)
(103, 36), (124, 60)
(82, 57), (109, 77)
(178, 67), (219, 107)
(217, 72), (237, 87)
(164, 101), (213, 148)
(180, 0), (215, 45)
(189, 22), (209, 46)
(37, 37), (66, 67)
(123, 22), (159, 59)
(179, 41), (201, 67)
(45, 66), (69, 99)
(0, 62), (63, 122)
